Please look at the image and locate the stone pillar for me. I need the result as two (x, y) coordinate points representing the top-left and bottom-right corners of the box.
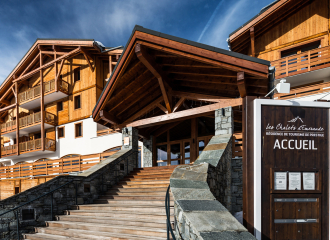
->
(121, 127), (139, 170)
(143, 136), (153, 167)
(215, 106), (233, 135)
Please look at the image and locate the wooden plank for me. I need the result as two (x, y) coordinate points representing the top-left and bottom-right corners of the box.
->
(237, 72), (247, 98)
(0, 104), (16, 113)
(135, 43), (172, 113)
(127, 98), (242, 128)
(173, 97), (185, 112)
(119, 96), (164, 128)
(100, 110), (119, 125)
(157, 103), (168, 114)
(172, 90), (230, 102)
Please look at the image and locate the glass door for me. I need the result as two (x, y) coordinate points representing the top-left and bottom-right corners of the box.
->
(170, 142), (181, 165)
(156, 144), (168, 166)
(183, 140), (191, 164)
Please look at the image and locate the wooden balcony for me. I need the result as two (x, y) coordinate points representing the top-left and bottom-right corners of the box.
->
(1, 111), (56, 137)
(1, 144), (18, 157)
(0, 149), (120, 179)
(18, 79), (69, 109)
(97, 128), (116, 137)
(274, 82), (330, 100)
(271, 45), (330, 79)
(1, 138), (55, 158)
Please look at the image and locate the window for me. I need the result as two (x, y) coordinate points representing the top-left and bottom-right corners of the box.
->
(281, 41), (321, 58)
(57, 101), (63, 112)
(74, 67), (81, 82)
(74, 95), (81, 110)
(75, 122), (82, 138)
(58, 127), (65, 138)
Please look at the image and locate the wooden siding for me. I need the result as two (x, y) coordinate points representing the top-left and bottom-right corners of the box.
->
(250, 0), (329, 61)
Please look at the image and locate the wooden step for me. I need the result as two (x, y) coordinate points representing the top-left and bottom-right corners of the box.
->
(72, 205), (172, 213)
(44, 221), (167, 237)
(94, 199), (174, 204)
(98, 195), (172, 200)
(119, 180), (170, 185)
(123, 174), (172, 180)
(107, 187), (168, 193)
(56, 215), (166, 228)
(33, 227), (168, 240)
(123, 176), (171, 181)
(64, 210), (173, 220)
(133, 165), (178, 171)
(118, 183), (170, 188)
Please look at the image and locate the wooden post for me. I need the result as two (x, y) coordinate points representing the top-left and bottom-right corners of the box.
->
(250, 27), (255, 57)
(40, 51), (45, 151)
(191, 118), (197, 163)
(109, 55), (113, 76)
(308, 50), (311, 71)
(54, 46), (58, 92)
(15, 81), (19, 156)
(286, 57), (288, 76)
(79, 155), (81, 171)
(242, 96), (257, 234)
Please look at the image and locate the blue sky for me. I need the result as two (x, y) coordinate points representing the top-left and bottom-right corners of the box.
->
(0, 0), (274, 83)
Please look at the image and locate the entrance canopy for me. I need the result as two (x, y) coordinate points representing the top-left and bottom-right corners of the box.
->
(93, 25), (270, 137)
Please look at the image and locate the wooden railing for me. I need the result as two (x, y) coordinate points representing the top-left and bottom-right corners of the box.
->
(232, 133), (242, 158)
(1, 144), (18, 157)
(19, 138), (55, 153)
(18, 79), (69, 104)
(271, 45), (330, 79)
(97, 128), (116, 136)
(1, 111), (56, 134)
(274, 82), (330, 100)
(0, 149), (120, 179)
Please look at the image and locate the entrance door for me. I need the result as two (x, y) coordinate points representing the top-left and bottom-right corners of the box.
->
(156, 140), (192, 166)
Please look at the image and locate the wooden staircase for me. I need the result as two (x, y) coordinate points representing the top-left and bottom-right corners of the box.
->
(23, 165), (176, 240)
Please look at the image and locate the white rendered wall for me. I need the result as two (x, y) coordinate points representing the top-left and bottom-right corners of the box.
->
(0, 117), (122, 165)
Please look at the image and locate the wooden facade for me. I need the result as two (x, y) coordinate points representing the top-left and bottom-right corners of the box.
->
(0, 40), (122, 159)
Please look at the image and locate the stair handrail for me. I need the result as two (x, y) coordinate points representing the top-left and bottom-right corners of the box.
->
(166, 185), (176, 240)
(0, 179), (75, 240)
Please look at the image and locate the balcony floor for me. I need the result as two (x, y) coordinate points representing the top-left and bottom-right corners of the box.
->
(1, 149), (55, 160)
(20, 91), (68, 110)
(2, 123), (55, 138)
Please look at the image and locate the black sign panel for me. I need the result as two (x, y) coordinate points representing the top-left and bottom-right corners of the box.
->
(261, 106), (329, 240)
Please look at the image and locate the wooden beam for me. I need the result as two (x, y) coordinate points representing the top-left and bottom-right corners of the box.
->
(80, 47), (94, 72)
(56, 59), (65, 82)
(127, 98), (242, 128)
(172, 90), (230, 102)
(0, 104), (15, 113)
(237, 72), (247, 98)
(41, 51), (67, 55)
(250, 27), (255, 57)
(13, 47), (80, 83)
(173, 97), (185, 112)
(119, 96), (164, 128)
(135, 43), (172, 113)
(1, 99), (10, 106)
(109, 56), (113, 76)
(19, 53), (40, 77)
(54, 46), (58, 92)
(40, 52), (45, 151)
(157, 103), (168, 114)
(100, 110), (119, 125)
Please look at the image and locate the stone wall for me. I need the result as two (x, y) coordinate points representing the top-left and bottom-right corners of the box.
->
(232, 157), (243, 214)
(0, 127), (139, 239)
(170, 107), (255, 239)
(142, 136), (153, 167)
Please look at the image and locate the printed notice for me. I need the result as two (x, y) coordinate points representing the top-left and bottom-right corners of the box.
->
(289, 172), (301, 190)
(274, 172), (287, 190)
(303, 172), (315, 190)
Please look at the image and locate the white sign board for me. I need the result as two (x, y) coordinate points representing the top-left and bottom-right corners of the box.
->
(303, 172), (315, 190)
(289, 172), (301, 190)
(274, 172), (287, 190)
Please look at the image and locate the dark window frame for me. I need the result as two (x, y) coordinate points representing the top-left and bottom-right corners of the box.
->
(74, 95), (81, 110)
(75, 122), (83, 138)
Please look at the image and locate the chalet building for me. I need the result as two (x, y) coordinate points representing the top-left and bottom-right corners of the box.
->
(228, 0), (330, 101)
(0, 39), (126, 199)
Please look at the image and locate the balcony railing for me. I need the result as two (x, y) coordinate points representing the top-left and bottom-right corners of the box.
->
(1, 144), (18, 157)
(1, 111), (56, 134)
(18, 79), (69, 104)
(0, 149), (120, 179)
(97, 128), (116, 136)
(271, 45), (330, 79)
(19, 138), (55, 153)
(274, 82), (330, 100)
